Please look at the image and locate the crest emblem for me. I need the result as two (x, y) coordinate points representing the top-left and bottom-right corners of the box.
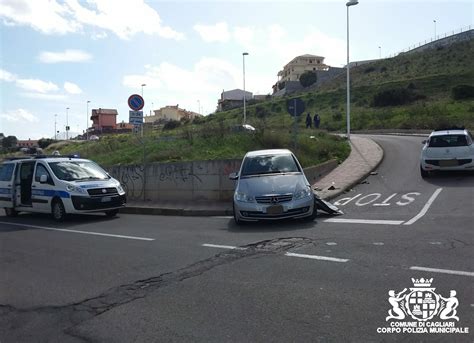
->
(386, 278), (459, 322)
(102, 188), (107, 194)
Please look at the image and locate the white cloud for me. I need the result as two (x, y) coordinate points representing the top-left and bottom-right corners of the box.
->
(91, 31), (107, 40)
(0, 108), (39, 123)
(64, 0), (184, 40)
(233, 26), (255, 48)
(0, 68), (16, 82)
(194, 22), (230, 43)
(0, 0), (183, 40)
(38, 49), (92, 63)
(16, 79), (59, 93)
(64, 81), (82, 94)
(0, 0), (81, 34)
(20, 93), (68, 101)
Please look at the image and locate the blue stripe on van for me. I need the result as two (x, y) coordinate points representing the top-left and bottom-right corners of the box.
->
(0, 188), (11, 195)
(31, 189), (70, 198)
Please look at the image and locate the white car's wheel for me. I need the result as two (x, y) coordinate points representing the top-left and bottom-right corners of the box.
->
(420, 165), (430, 178)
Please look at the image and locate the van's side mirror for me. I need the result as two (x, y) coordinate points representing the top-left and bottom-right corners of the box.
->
(421, 140), (427, 144)
(40, 175), (48, 183)
(229, 172), (239, 180)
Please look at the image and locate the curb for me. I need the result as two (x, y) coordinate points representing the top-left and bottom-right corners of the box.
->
(319, 139), (384, 201)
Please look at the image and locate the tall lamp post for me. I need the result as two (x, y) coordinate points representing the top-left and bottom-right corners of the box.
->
(242, 52), (249, 125)
(66, 107), (70, 140)
(86, 100), (90, 140)
(346, 0), (359, 140)
(197, 100), (201, 115)
(54, 114), (57, 140)
(433, 19), (437, 39)
(378, 46), (381, 59)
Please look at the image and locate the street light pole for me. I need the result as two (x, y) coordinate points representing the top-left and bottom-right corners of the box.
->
(86, 100), (90, 141)
(197, 100), (201, 115)
(54, 114), (57, 140)
(66, 107), (70, 140)
(346, 0), (359, 140)
(242, 52), (249, 125)
(433, 19), (437, 39)
(378, 46), (381, 59)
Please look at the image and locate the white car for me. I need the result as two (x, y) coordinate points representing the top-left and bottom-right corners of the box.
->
(420, 128), (474, 177)
(0, 156), (126, 221)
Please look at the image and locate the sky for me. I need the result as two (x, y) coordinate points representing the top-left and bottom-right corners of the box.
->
(0, 0), (472, 140)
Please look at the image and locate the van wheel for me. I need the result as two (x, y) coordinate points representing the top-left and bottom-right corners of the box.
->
(105, 209), (119, 217)
(52, 199), (66, 222)
(4, 208), (18, 217)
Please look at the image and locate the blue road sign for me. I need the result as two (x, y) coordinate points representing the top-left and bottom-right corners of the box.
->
(128, 94), (145, 111)
(286, 98), (305, 117)
(129, 110), (143, 125)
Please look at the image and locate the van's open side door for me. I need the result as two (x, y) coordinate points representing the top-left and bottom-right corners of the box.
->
(0, 163), (16, 208)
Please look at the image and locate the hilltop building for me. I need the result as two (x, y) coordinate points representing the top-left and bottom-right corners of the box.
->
(217, 89), (253, 112)
(144, 105), (201, 124)
(90, 108), (118, 131)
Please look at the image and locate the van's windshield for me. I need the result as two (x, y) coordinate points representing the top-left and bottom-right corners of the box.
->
(48, 161), (110, 181)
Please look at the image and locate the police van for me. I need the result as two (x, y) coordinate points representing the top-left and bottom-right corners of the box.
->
(0, 156), (126, 221)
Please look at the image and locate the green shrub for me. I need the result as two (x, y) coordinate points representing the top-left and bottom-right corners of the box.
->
(163, 120), (181, 130)
(372, 88), (425, 107)
(452, 85), (474, 100)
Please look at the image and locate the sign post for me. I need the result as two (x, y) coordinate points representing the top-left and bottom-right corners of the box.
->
(128, 94), (147, 200)
(286, 98), (305, 151)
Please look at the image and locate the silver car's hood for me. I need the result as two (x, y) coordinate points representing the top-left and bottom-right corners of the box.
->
(237, 173), (307, 195)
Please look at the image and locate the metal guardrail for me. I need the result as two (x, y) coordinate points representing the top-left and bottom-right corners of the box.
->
(384, 25), (472, 58)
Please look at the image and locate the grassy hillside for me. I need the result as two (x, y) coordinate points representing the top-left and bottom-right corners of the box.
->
(45, 38), (473, 166)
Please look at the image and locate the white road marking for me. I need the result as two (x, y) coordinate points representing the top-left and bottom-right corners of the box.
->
(429, 242), (442, 245)
(211, 216), (233, 219)
(410, 266), (474, 277)
(326, 242), (337, 246)
(373, 242), (385, 245)
(324, 218), (404, 225)
(285, 252), (349, 263)
(0, 221), (155, 241)
(404, 188), (443, 225)
(202, 243), (246, 250)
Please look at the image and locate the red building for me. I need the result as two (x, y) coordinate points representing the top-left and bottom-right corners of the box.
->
(90, 108), (118, 131)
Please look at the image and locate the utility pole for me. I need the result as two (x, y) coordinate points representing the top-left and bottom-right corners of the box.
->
(242, 52), (249, 125)
(86, 100), (90, 140)
(54, 114), (57, 140)
(66, 107), (70, 140)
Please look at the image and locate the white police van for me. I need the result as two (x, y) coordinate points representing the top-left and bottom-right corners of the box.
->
(0, 156), (126, 221)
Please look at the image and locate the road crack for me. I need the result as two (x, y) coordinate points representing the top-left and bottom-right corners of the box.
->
(0, 237), (316, 342)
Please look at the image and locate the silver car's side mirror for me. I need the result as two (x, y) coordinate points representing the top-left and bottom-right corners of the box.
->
(229, 172), (239, 180)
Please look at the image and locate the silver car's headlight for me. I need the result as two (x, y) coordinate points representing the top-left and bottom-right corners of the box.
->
(235, 192), (255, 203)
(294, 187), (312, 200)
(117, 184), (124, 193)
(66, 184), (86, 194)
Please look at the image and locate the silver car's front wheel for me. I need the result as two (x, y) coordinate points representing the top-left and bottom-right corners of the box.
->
(233, 203), (243, 225)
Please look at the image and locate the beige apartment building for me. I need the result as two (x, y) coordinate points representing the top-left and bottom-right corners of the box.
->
(144, 105), (201, 123)
(277, 54), (329, 82)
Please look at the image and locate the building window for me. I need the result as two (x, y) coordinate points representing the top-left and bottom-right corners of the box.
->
(317, 60), (320, 64)
(313, 67), (316, 71)
(309, 60), (312, 63)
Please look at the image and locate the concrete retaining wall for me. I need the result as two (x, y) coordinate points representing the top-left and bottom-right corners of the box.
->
(108, 158), (338, 202)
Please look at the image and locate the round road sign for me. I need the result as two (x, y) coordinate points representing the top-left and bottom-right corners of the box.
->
(128, 94), (145, 111)
(286, 98), (305, 117)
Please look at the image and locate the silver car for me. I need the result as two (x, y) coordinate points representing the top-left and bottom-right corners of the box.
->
(230, 149), (316, 224)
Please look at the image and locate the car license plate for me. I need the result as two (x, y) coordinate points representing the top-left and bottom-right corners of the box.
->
(439, 159), (458, 167)
(266, 205), (283, 214)
(101, 196), (112, 203)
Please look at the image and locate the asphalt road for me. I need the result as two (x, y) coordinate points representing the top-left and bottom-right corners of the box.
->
(0, 135), (473, 342)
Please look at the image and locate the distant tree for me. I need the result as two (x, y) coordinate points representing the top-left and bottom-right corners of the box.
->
(38, 138), (57, 149)
(162, 120), (181, 131)
(299, 71), (318, 88)
(2, 136), (17, 149)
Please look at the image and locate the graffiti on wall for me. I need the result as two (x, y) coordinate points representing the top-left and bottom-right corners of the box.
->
(158, 165), (202, 185)
(114, 166), (144, 200)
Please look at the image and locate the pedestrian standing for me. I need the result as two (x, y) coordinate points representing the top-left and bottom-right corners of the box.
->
(314, 113), (320, 129)
(305, 113), (312, 128)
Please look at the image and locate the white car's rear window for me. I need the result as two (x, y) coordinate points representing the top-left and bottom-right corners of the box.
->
(428, 135), (469, 147)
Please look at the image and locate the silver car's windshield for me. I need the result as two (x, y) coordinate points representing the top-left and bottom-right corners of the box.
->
(48, 161), (110, 181)
(241, 154), (300, 177)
